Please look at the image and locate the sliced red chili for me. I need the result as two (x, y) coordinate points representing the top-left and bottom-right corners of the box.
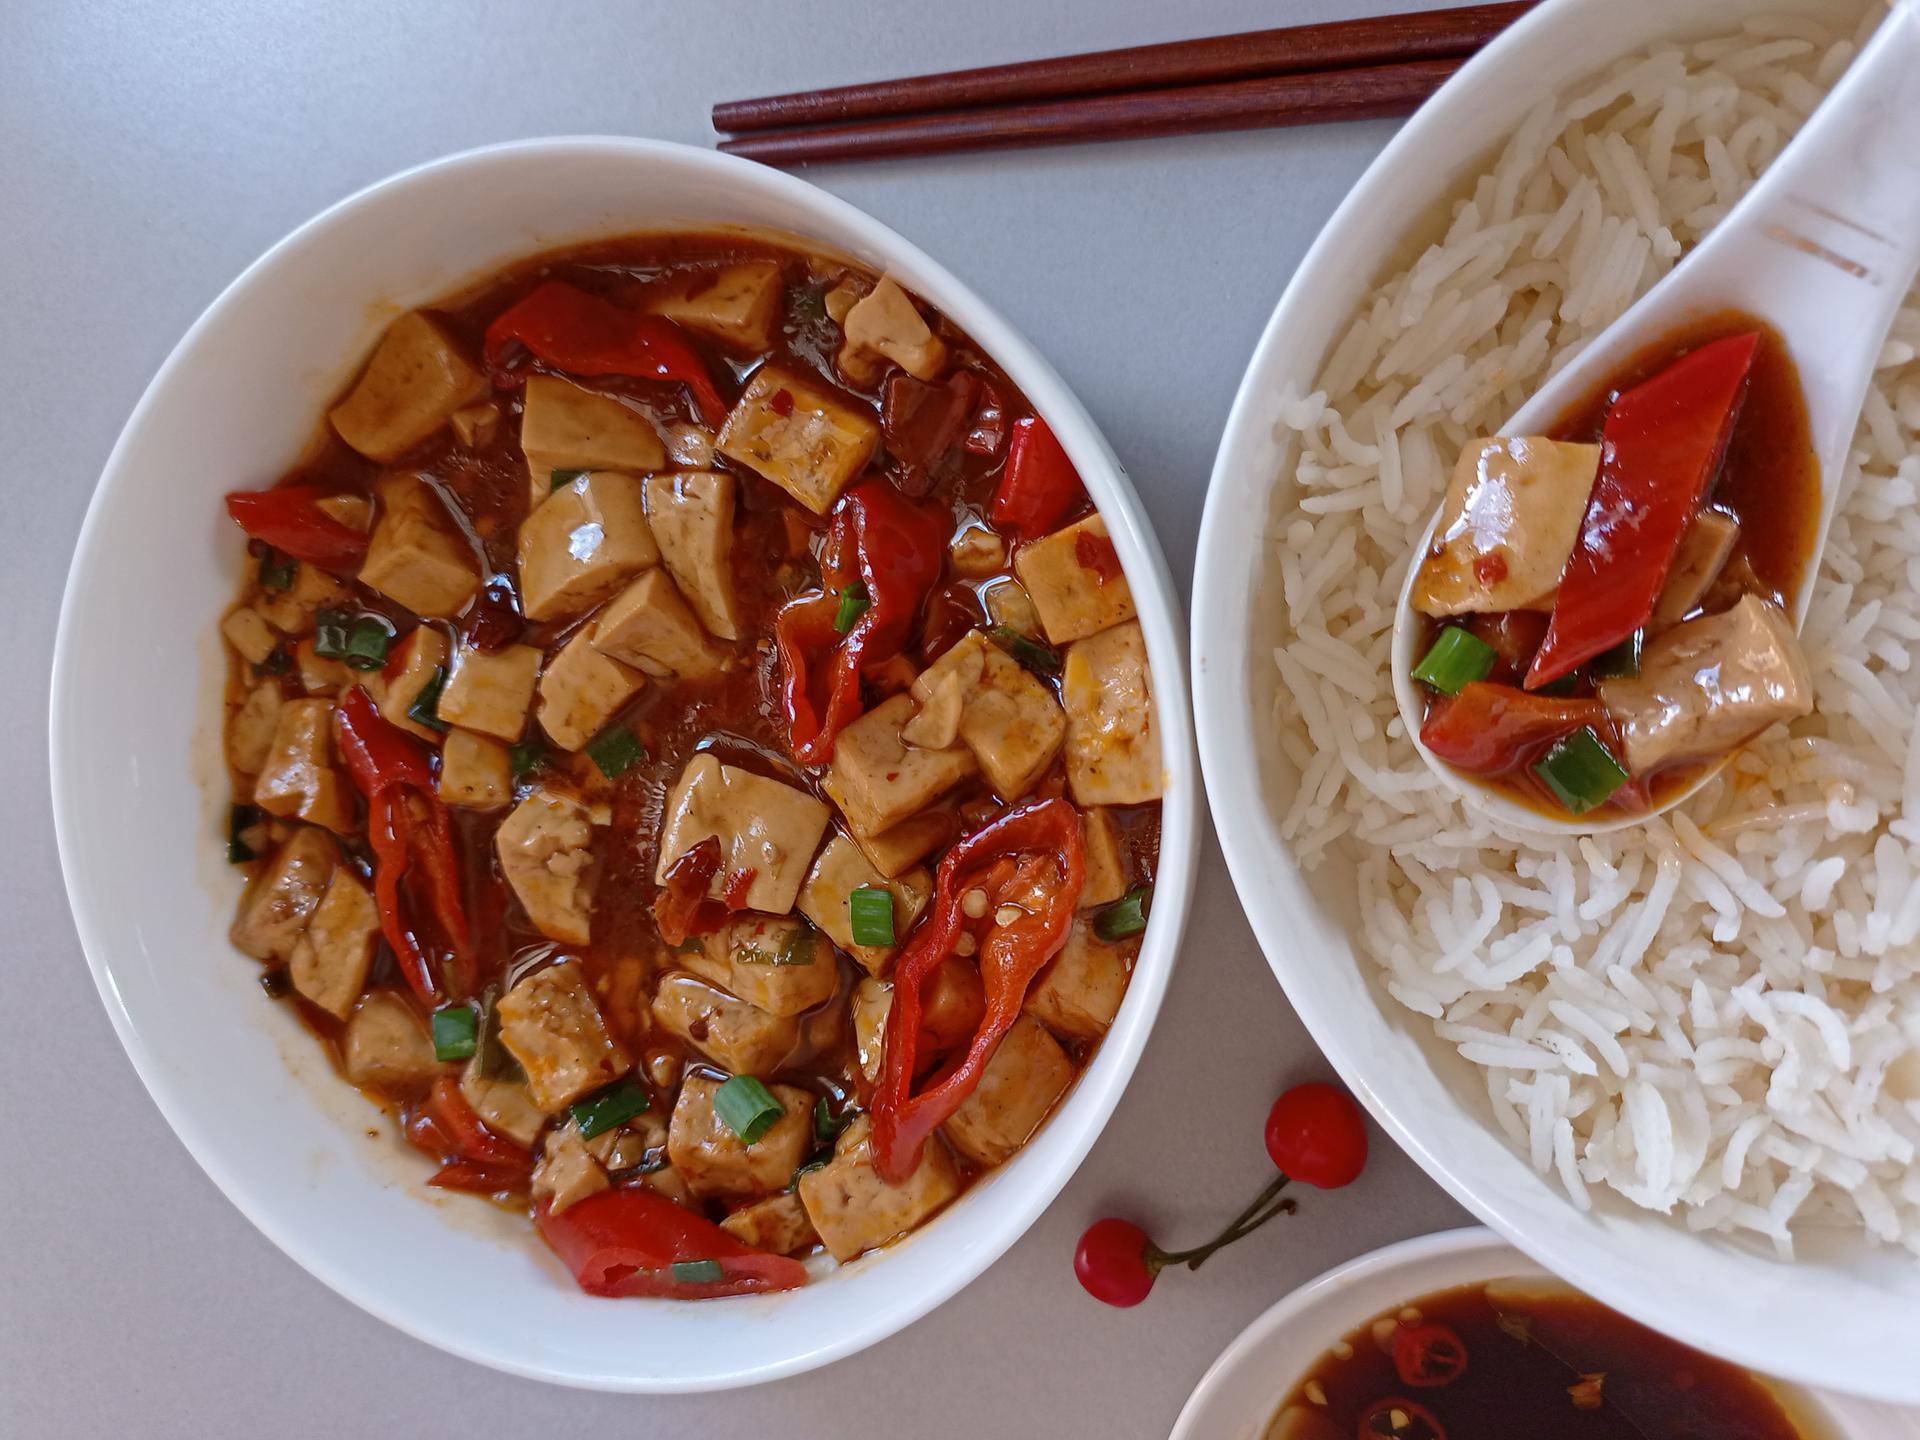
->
(1419, 682), (1605, 775)
(991, 416), (1086, 538)
(1393, 1322), (1469, 1387)
(1357, 1397), (1448, 1440)
(536, 1189), (808, 1300)
(224, 486), (369, 571)
(653, 837), (728, 947)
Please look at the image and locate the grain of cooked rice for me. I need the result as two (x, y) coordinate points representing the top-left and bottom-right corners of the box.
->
(1267, 3), (1920, 1255)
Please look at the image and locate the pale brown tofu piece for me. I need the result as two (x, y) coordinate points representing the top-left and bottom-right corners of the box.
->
(227, 683), (284, 776)
(329, 310), (488, 463)
(359, 475), (479, 618)
(943, 1013), (1075, 1168)
(1080, 807), (1128, 909)
(229, 825), (337, 962)
(667, 1074), (812, 1199)
(644, 261), (784, 352)
(911, 630), (1064, 800)
(719, 1191), (819, 1255)
(656, 753), (831, 915)
(439, 729), (512, 809)
(1015, 513), (1135, 646)
(590, 568), (727, 679)
(254, 563), (351, 636)
(221, 606), (279, 665)
(1062, 621), (1163, 806)
(797, 1115), (961, 1262)
(838, 276), (947, 387)
(371, 625), (448, 741)
(797, 833), (932, 975)
(537, 624), (645, 750)
(292, 638), (354, 697)
(253, 698), (354, 833)
(519, 375), (666, 503)
(1652, 508), (1741, 627)
(650, 974), (800, 1075)
(497, 960), (633, 1112)
(981, 576), (1040, 636)
(517, 469), (659, 622)
(851, 977), (891, 1083)
(460, 1063), (546, 1146)
(645, 471), (740, 640)
(288, 869), (379, 1019)
(496, 789), (597, 944)
(1412, 436), (1600, 617)
(717, 363), (880, 515)
(1026, 917), (1131, 1039)
(437, 641), (540, 742)
(708, 913), (839, 1017)
(450, 402), (499, 449)
(532, 1121), (610, 1216)
(1599, 594), (1813, 776)
(341, 990), (440, 1093)
(314, 493), (373, 532)
(826, 694), (976, 837)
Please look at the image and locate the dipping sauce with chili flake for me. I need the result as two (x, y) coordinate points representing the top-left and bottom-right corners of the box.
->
(1267, 1279), (1826, 1440)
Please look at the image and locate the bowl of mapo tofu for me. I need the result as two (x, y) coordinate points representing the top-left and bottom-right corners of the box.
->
(50, 137), (1195, 1388)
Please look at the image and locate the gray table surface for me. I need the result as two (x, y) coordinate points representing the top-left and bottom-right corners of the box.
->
(0, 1), (1470, 1434)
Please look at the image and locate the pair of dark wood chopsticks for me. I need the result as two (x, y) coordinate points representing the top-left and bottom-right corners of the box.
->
(712, 2), (1535, 167)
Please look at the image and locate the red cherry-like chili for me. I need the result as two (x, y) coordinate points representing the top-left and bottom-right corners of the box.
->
(1073, 1218), (1159, 1308)
(1392, 1322), (1469, 1387)
(1265, 1081), (1369, 1189)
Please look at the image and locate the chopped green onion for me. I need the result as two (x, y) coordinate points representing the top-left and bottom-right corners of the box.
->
(258, 548), (296, 592)
(736, 926), (815, 966)
(832, 582), (870, 634)
(1532, 727), (1629, 816)
(509, 738), (547, 780)
(431, 1005), (478, 1061)
(314, 609), (392, 670)
(848, 886), (896, 947)
(1411, 625), (1498, 695)
(1535, 673), (1581, 698)
(1591, 631), (1643, 681)
(669, 1259), (724, 1285)
(791, 286), (828, 326)
(252, 646), (292, 678)
(473, 985), (526, 1084)
(314, 608), (353, 657)
(227, 803), (265, 863)
(571, 1076), (651, 1139)
(1094, 884), (1152, 941)
(408, 665), (450, 732)
(814, 1096), (854, 1145)
(585, 724), (647, 779)
(790, 1155), (831, 1189)
(713, 1075), (785, 1145)
(551, 467), (589, 491)
(992, 626), (1061, 677)
(259, 968), (293, 999)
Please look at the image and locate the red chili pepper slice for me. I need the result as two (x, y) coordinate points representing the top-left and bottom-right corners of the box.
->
(652, 836), (729, 947)
(423, 1075), (528, 1167)
(870, 798), (1084, 1184)
(991, 416), (1087, 538)
(1526, 332), (1759, 687)
(1393, 1322), (1469, 1387)
(482, 280), (727, 427)
(428, 1160), (534, 1194)
(224, 486), (369, 570)
(1358, 1396), (1448, 1440)
(536, 1189), (809, 1300)
(1419, 682), (1606, 775)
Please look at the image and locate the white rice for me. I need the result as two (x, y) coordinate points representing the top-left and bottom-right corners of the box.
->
(1267, 3), (1920, 1255)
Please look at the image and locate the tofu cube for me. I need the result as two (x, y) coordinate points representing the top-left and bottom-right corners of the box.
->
(644, 260), (785, 352)
(1014, 513), (1135, 645)
(711, 913), (839, 1017)
(942, 1013), (1075, 1168)
(359, 475), (479, 618)
(1061, 621), (1162, 806)
(826, 693), (976, 838)
(797, 1115), (961, 1262)
(288, 869), (380, 1020)
(667, 1074), (813, 1200)
(717, 363), (880, 515)
(227, 683), (284, 775)
(838, 276), (947, 387)
(253, 698), (354, 832)
(718, 1191), (818, 1255)
(519, 375), (666, 502)
(532, 1122), (610, 1216)
(590, 568), (728, 679)
(496, 959), (633, 1112)
(450, 401), (499, 449)
(517, 469), (660, 622)
(461, 1062), (546, 1146)
(645, 471), (740, 640)
(372, 625), (449, 741)
(1652, 508), (1741, 627)
(222, 606), (279, 665)
(911, 630), (1064, 801)
(314, 492), (374, 532)
(1025, 917), (1131, 1039)
(851, 976), (891, 1083)
(229, 825), (337, 962)
(495, 789), (598, 944)
(341, 989), (440, 1093)
(439, 728), (512, 809)
(821, 790), (957, 877)
(537, 624), (646, 750)
(656, 754), (831, 915)
(437, 641), (541, 742)
(254, 563), (352, 636)
(1080, 807), (1130, 909)
(292, 638), (353, 697)
(329, 310), (488, 462)
(797, 833), (932, 975)
(650, 974), (800, 1076)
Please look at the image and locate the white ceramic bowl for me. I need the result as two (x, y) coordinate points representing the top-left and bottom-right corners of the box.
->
(49, 138), (1197, 1391)
(1169, 1228), (1919, 1440)
(1192, 0), (1920, 1407)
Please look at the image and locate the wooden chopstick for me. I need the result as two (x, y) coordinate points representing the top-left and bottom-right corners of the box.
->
(712, 2), (1532, 134)
(715, 58), (1466, 168)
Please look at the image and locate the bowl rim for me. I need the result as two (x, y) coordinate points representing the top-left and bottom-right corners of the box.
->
(48, 134), (1199, 1390)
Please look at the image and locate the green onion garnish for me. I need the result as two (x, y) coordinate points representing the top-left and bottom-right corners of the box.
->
(473, 985), (526, 1084)
(551, 468), (589, 491)
(714, 1075), (784, 1145)
(314, 609), (392, 670)
(258, 549), (296, 592)
(1411, 625), (1498, 695)
(847, 886), (896, 947)
(1532, 727), (1629, 816)
(1591, 631), (1643, 681)
(585, 724), (647, 780)
(736, 926), (815, 966)
(814, 1096), (854, 1145)
(992, 626), (1061, 678)
(408, 665), (450, 732)
(227, 803), (265, 863)
(431, 1005), (478, 1061)
(252, 646), (292, 678)
(509, 738), (547, 780)
(832, 582), (870, 634)
(1094, 884), (1152, 941)
(669, 1259), (725, 1285)
(571, 1076), (651, 1139)
(314, 608), (353, 658)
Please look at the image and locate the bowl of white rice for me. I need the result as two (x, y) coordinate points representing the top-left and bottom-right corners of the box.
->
(1194, 0), (1920, 1404)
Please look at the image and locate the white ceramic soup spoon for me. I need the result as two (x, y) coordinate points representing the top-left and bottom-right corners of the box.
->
(1389, 0), (1920, 835)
